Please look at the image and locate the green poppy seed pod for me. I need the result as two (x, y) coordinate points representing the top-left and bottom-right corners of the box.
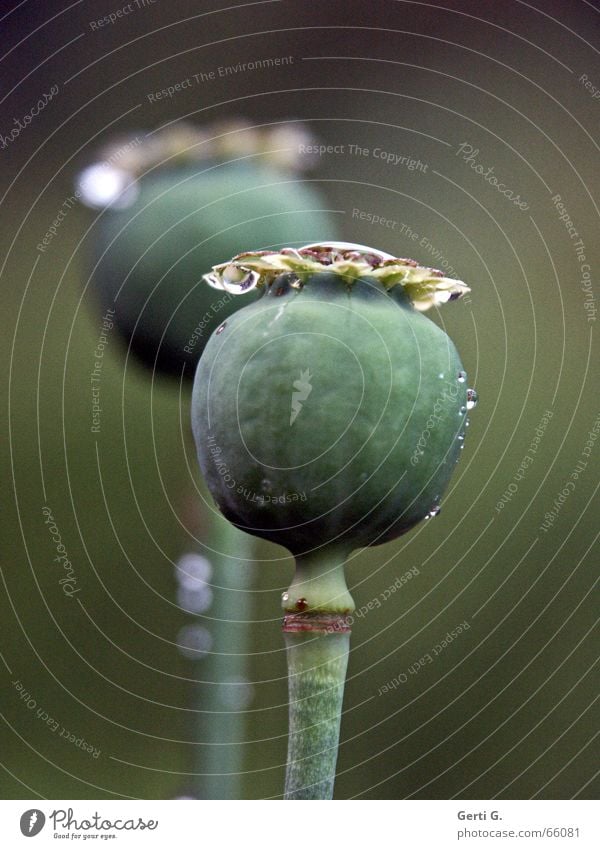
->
(78, 122), (339, 377)
(192, 243), (475, 570)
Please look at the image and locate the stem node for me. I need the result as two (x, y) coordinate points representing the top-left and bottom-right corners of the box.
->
(283, 547), (353, 800)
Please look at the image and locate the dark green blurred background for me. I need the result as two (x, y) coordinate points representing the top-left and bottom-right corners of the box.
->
(1, 0), (598, 799)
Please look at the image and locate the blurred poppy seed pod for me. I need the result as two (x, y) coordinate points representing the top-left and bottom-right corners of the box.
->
(192, 243), (476, 564)
(78, 122), (339, 378)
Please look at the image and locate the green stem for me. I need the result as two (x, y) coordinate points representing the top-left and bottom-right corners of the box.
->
(192, 509), (255, 800)
(282, 547), (354, 800)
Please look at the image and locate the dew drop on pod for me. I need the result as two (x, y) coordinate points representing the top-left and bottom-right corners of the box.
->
(191, 243), (476, 799)
(77, 121), (338, 377)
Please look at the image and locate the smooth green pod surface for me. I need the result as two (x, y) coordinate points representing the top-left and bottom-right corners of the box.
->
(192, 254), (469, 555)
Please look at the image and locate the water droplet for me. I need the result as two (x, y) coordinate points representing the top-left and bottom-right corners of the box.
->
(282, 591), (289, 603)
(457, 433), (465, 442)
(296, 597), (308, 611)
(438, 372), (445, 380)
(223, 266), (259, 293)
(205, 266), (260, 294)
(216, 322), (227, 334)
(358, 471), (368, 483)
(175, 553), (212, 589)
(260, 478), (272, 494)
(465, 418), (470, 427)
(177, 585), (213, 614)
(220, 677), (254, 710)
(290, 277), (304, 290)
(466, 388), (478, 410)
(426, 505), (441, 519)
(459, 405), (467, 415)
(300, 241), (396, 262)
(177, 625), (213, 660)
(457, 370), (467, 383)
